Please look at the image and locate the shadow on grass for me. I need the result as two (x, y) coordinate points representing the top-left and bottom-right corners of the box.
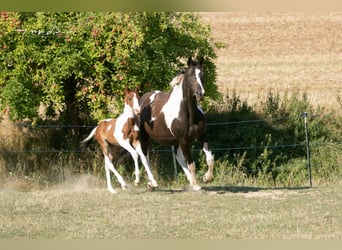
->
(147, 185), (312, 194)
(128, 183), (312, 195)
(201, 185), (312, 194)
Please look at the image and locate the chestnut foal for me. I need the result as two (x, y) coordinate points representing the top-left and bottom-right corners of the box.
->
(80, 87), (158, 193)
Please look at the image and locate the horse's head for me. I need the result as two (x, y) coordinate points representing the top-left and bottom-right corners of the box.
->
(124, 86), (141, 116)
(184, 57), (205, 101)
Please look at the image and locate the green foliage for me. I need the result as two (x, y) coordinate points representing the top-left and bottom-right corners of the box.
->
(274, 159), (309, 187)
(205, 90), (342, 187)
(0, 12), (219, 124)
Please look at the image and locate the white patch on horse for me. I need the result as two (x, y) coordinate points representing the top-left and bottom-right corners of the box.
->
(123, 102), (135, 119)
(149, 91), (161, 122)
(114, 101), (134, 141)
(161, 83), (183, 136)
(203, 147), (214, 166)
(175, 147), (192, 182)
(134, 124), (139, 131)
(149, 91), (160, 103)
(195, 69), (205, 95)
(132, 93), (140, 115)
(107, 125), (112, 131)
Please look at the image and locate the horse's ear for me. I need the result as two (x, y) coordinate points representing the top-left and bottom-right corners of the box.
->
(135, 84), (141, 93)
(199, 57), (204, 66)
(124, 86), (129, 93)
(187, 57), (193, 66)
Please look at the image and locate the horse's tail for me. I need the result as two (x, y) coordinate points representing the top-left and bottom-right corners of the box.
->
(80, 126), (97, 149)
(142, 121), (154, 137)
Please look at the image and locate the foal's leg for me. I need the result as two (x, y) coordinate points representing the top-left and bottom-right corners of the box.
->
(104, 154), (117, 193)
(136, 129), (159, 187)
(133, 140), (158, 188)
(117, 139), (141, 186)
(104, 155), (116, 193)
(104, 153), (128, 192)
(175, 146), (201, 191)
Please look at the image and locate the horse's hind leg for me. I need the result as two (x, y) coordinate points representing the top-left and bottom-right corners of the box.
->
(104, 154), (117, 193)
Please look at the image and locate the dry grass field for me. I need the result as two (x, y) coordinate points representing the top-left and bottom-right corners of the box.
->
(200, 13), (342, 111)
(0, 178), (341, 239)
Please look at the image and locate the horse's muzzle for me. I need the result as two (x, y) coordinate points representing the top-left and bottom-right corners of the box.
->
(134, 108), (141, 116)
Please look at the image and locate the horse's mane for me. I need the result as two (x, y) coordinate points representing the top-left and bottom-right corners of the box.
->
(169, 71), (185, 87)
(169, 57), (202, 88)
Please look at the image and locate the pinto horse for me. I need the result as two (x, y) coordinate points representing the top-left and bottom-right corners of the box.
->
(80, 87), (158, 193)
(139, 57), (214, 191)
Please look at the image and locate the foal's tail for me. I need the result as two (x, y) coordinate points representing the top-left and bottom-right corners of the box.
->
(80, 126), (97, 150)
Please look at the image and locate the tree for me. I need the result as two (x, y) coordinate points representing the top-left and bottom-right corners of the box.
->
(0, 12), (220, 126)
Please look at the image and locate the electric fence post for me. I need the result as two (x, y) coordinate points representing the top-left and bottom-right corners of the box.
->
(303, 112), (312, 187)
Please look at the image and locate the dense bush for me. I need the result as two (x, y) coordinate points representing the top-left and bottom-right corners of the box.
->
(1, 12), (219, 125)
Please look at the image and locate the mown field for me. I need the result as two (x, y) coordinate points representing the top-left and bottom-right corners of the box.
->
(0, 178), (341, 239)
(200, 12), (342, 112)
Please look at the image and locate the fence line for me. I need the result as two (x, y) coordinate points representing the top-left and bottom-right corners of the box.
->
(1, 117), (341, 155)
(0, 116), (288, 129)
(2, 114), (341, 186)
(0, 141), (340, 154)
(207, 116), (287, 126)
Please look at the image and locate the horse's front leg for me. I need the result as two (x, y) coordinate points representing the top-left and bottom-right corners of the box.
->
(178, 144), (201, 191)
(202, 142), (215, 183)
(133, 140), (158, 188)
(119, 140), (141, 186)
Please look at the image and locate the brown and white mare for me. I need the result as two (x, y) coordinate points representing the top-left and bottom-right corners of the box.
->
(80, 87), (158, 193)
(138, 57), (214, 191)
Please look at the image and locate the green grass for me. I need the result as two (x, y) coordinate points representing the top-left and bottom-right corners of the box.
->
(1, 180), (341, 239)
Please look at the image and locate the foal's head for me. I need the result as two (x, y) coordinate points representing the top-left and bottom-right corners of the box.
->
(124, 87), (140, 116)
(184, 57), (205, 101)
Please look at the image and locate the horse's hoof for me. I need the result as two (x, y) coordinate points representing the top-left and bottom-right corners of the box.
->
(192, 185), (202, 191)
(203, 174), (213, 183)
(147, 182), (158, 191)
(134, 181), (140, 186)
(108, 189), (117, 194)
